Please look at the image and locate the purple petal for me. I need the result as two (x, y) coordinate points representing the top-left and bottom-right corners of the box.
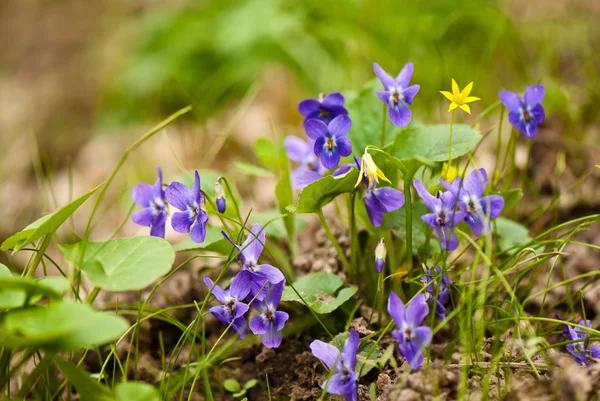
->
(298, 99), (320, 117)
(230, 270), (252, 300)
(325, 372), (357, 398)
(266, 279), (286, 307)
(434, 226), (458, 251)
(465, 211), (486, 236)
(421, 213), (438, 229)
(463, 168), (488, 197)
(507, 111), (525, 135)
(342, 329), (360, 370)
(328, 115), (352, 137)
(209, 305), (233, 325)
(322, 92), (345, 108)
(480, 195), (504, 219)
(291, 168), (322, 189)
(310, 340), (340, 370)
(254, 264), (285, 286)
(389, 105), (411, 127)
(372, 187), (405, 212)
(150, 213), (167, 238)
(531, 103), (545, 125)
(376, 258), (384, 273)
(332, 163), (355, 177)
(327, 105), (349, 119)
(440, 177), (461, 196)
(190, 217), (207, 243)
(398, 339), (424, 370)
(498, 90), (522, 112)
(314, 136), (325, 157)
(261, 327), (283, 348)
(152, 167), (164, 200)
(335, 136), (353, 157)
(523, 118), (539, 139)
(171, 211), (193, 234)
(241, 224), (266, 265)
(364, 191), (386, 227)
(387, 292), (406, 328)
(396, 62), (414, 88)
(231, 317), (248, 339)
(373, 62), (395, 89)
(406, 294), (429, 326)
(165, 182), (190, 211)
(216, 197), (226, 213)
(402, 84), (420, 105)
(190, 171), (201, 205)
(132, 183), (153, 207)
(376, 91), (390, 105)
(591, 345), (600, 359)
(132, 208), (154, 227)
(249, 315), (269, 334)
(203, 277), (229, 304)
(284, 136), (310, 164)
(320, 148), (341, 170)
(524, 84), (545, 105)
(414, 326), (433, 348)
(273, 310), (289, 331)
(233, 301), (249, 320)
(304, 118), (328, 140)
(413, 180), (439, 212)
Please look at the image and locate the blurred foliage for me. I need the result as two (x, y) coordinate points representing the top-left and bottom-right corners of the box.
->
(101, 0), (599, 127)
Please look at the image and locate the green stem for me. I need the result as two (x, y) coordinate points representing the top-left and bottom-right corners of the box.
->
(349, 192), (358, 282)
(492, 107), (505, 188)
(85, 287), (101, 304)
(377, 272), (384, 327)
(317, 208), (350, 271)
(26, 235), (52, 278)
(381, 103), (387, 148)
(404, 174), (414, 282)
(448, 109), (456, 169)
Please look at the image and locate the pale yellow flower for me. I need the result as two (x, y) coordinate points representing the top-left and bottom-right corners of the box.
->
(440, 79), (481, 114)
(356, 152), (390, 188)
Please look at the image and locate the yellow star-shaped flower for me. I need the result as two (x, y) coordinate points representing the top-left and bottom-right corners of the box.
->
(356, 152), (390, 188)
(440, 79), (481, 114)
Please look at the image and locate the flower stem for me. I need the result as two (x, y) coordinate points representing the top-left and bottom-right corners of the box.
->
(447, 109), (456, 169)
(349, 192), (359, 282)
(404, 173), (414, 281)
(492, 106), (505, 188)
(377, 271), (384, 327)
(317, 208), (350, 271)
(381, 103), (387, 148)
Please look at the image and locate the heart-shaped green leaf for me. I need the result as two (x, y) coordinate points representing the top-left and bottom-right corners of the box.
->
(0, 265), (70, 308)
(282, 273), (357, 314)
(287, 169), (359, 214)
(115, 382), (160, 401)
(59, 236), (175, 291)
(494, 217), (532, 254)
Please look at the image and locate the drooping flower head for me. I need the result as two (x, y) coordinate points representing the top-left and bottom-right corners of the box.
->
(388, 292), (432, 370)
(222, 224), (284, 301)
(558, 318), (600, 367)
(421, 266), (452, 321)
(440, 79), (480, 114)
(355, 152), (391, 189)
(165, 171), (208, 243)
(131, 167), (168, 238)
(498, 85), (545, 138)
(413, 180), (466, 251)
(304, 115), (353, 169)
(284, 135), (327, 189)
(214, 178), (226, 214)
(310, 328), (360, 401)
(298, 92), (348, 123)
(440, 168), (504, 236)
(249, 279), (289, 348)
(373, 62), (420, 127)
(203, 270), (252, 338)
(375, 238), (386, 273)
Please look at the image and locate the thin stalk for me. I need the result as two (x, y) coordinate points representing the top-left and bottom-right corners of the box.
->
(26, 235), (51, 278)
(317, 208), (350, 270)
(349, 192), (358, 282)
(447, 109), (456, 170)
(381, 103), (387, 148)
(492, 107), (505, 188)
(404, 175), (414, 281)
(377, 271), (384, 327)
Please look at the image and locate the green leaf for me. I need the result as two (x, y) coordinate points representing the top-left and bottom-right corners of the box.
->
(387, 123), (481, 162)
(115, 382), (160, 401)
(234, 161), (275, 177)
(233, 391), (247, 398)
(494, 188), (522, 212)
(252, 210), (307, 239)
(172, 226), (231, 254)
(254, 138), (287, 170)
(0, 266), (70, 308)
(384, 203), (441, 257)
(244, 379), (258, 389)
(345, 79), (400, 154)
(58, 236), (175, 292)
(54, 358), (114, 401)
(1, 183), (103, 252)
(275, 169), (295, 246)
(282, 273), (357, 314)
(223, 378), (241, 393)
(331, 332), (381, 377)
(0, 301), (129, 351)
(494, 217), (532, 254)
(287, 169), (359, 214)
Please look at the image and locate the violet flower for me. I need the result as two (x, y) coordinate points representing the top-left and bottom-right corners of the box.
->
(222, 224), (284, 300)
(413, 180), (466, 251)
(388, 292), (432, 370)
(131, 167), (167, 238)
(214, 179), (226, 214)
(165, 171), (209, 243)
(375, 238), (386, 273)
(310, 328), (360, 401)
(558, 318), (600, 367)
(249, 280), (289, 348)
(440, 168), (504, 236)
(498, 85), (545, 138)
(203, 270), (252, 339)
(283, 135), (327, 189)
(421, 266), (452, 321)
(304, 115), (353, 170)
(298, 92), (348, 123)
(373, 62), (420, 127)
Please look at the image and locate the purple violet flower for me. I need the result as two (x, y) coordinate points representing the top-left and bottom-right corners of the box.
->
(559, 318), (600, 367)
(249, 279), (289, 348)
(214, 179), (226, 214)
(298, 92), (348, 123)
(421, 266), (452, 321)
(440, 168), (504, 236)
(498, 85), (545, 138)
(131, 167), (167, 238)
(310, 328), (360, 401)
(375, 238), (386, 273)
(203, 270), (253, 339)
(373, 62), (420, 127)
(413, 180), (466, 251)
(284, 135), (327, 189)
(388, 292), (432, 370)
(165, 171), (209, 243)
(222, 224), (284, 301)
(304, 115), (353, 170)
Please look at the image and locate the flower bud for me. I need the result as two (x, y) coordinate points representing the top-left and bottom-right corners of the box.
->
(375, 237), (387, 273)
(215, 179), (226, 213)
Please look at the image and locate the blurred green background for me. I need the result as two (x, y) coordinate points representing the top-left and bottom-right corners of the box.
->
(0, 0), (598, 240)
